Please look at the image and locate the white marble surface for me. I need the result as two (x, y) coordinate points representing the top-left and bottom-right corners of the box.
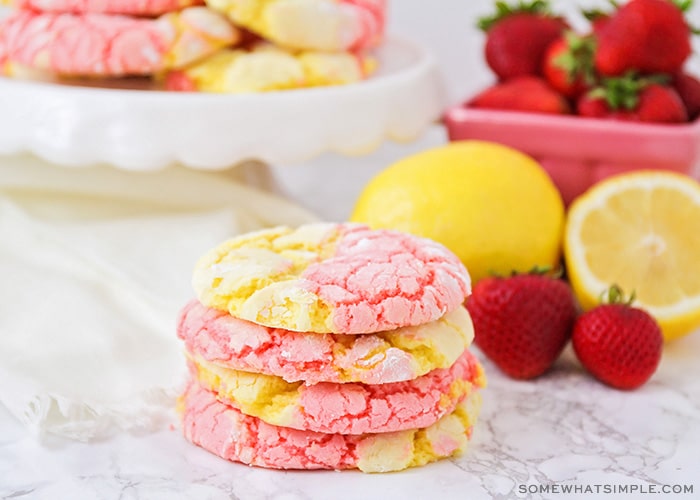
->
(2, 126), (700, 499)
(2, 337), (699, 500)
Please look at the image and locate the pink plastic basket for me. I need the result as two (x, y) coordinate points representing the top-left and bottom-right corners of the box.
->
(444, 107), (700, 204)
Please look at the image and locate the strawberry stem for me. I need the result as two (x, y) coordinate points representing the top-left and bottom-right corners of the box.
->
(588, 72), (670, 110)
(490, 265), (563, 278)
(599, 285), (636, 306)
(525, 265), (552, 275)
(553, 31), (597, 85)
(671, 0), (693, 12)
(477, 0), (551, 31)
(581, 0), (618, 20)
(527, 265), (565, 278)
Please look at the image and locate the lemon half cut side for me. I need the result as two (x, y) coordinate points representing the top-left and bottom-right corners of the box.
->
(564, 171), (700, 341)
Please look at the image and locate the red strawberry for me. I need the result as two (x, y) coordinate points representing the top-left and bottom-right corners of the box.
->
(582, 8), (613, 34)
(672, 72), (700, 120)
(479, 0), (568, 80)
(594, 0), (691, 77)
(577, 76), (688, 123)
(468, 76), (571, 114)
(576, 94), (615, 119)
(542, 31), (597, 98)
(572, 287), (663, 390)
(466, 269), (577, 380)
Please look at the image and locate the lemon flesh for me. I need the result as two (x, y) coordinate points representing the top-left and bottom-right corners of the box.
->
(565, 171), (700, 341)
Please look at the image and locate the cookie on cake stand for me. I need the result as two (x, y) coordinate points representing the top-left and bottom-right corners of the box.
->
(0, 36), (444, 184)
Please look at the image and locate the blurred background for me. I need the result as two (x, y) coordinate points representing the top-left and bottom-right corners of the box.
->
(389, 0), (700, 106)
(1, 0), (699, 219)
(271, 0), (700, 220)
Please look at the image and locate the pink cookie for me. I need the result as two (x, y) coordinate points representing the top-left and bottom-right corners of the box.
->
(190, 348), (485, 434)
(192, 223), (471, 334)
(180, 381), (482, 472)
(178, 300), (475, 384)
(0, 7), (238, 77)
(9, 0), (203, 16)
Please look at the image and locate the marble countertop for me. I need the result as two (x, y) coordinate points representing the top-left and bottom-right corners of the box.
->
(2, 336), (699, 500)
(2, 128), (700, 499)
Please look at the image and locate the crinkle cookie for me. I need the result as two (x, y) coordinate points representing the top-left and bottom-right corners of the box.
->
(165, 44), (372, 93)
(0, 7), (238, 76)
(205, 0), (386, 52)
(178, 300), (475, 384)
(192, 223), (472, 334)
(6, 0), (203, 16)
(189, 348), (485, 434)
(180, 381), (482, 472)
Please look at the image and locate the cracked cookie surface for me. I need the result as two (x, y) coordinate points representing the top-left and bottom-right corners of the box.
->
(178, 300), (474, 384)
(180, 380), (482, 472)
(7, 0), (203, 16)
(205, 0), (386, 52)
(192, 223), (472, 334)
(0, 7), (237, 76)
(189, 348), (485, 434)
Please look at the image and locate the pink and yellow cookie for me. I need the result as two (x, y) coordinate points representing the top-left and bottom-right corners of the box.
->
(180, 381), (482, 472)
(164, 44), (373, 93)
(4, 0), (203, 16)
(205, 0), (386, 52)
(0, 7), (238, 77)
(189, 348), (485, 434)
(178, 300), (475, 384)
(192, 223), (472, 334)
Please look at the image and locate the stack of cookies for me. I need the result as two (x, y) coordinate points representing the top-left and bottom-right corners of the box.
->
(0, 0), (385, 92)
(177, 222), (486, 473)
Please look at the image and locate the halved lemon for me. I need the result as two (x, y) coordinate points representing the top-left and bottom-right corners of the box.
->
(564, 171), (700, 341)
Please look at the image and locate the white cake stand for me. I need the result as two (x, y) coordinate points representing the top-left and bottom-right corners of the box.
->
(0, 36), (444, 171)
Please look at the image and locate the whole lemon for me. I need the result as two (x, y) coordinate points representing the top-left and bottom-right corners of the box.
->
(350, 141), (565, 282)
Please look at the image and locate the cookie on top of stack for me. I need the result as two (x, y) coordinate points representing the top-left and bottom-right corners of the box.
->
(0, 0), (386, 92)
(177, 222), (486, 473)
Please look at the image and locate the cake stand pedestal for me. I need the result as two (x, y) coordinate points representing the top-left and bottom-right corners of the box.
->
(0, 36), (444, 178)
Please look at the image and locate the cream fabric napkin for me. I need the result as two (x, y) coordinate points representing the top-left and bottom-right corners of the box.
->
(0, 155), (318, 441)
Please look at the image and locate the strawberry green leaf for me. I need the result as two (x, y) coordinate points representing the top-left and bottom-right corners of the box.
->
(671, 0), (693, 12)
(581, 0), (618, 20)
(599, 285), (636, 306)
(553, 31), (597, 85)
(589, 72), (669, 110)
(477, 0), (551, 31)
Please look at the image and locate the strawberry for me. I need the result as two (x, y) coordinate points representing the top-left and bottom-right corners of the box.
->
(467, 76), (571, 114)
(582, 8), (613, 34)
(572, 286), (663, 390)
(478, 0), (568, 80)
(542, 31), (597, 98)
(594, 0), (691, 77)
(672, 72), (700, 120)
(466, 269), (577, 380)
(577, 75), (688, 123)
